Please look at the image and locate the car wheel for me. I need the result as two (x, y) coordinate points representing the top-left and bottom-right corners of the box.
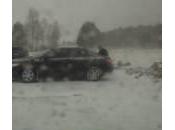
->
(21, 68), (36, 82)
(87, 67), (102, 81)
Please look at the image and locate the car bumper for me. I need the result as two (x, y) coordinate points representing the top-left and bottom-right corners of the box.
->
(104, 64), (114, 73)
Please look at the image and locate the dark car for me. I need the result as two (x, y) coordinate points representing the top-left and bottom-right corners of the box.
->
(12, 47), (28, 59)
(12, 47), (113, 82)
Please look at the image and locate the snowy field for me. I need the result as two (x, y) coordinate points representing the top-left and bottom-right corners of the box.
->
(109, 48), (161, 67)
(13, 48), (162, 130)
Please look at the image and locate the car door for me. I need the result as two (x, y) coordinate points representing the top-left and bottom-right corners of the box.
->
(38, 49), (78, 78)
(54, 48), (72, 74)
(40, 50), (61, 76)
(69, 48), (91, 73)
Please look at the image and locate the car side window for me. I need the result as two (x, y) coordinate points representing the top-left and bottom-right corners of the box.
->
(79, 49), (87, 56)
(45, 50), (57, 58)
(50, 48), (89, 58)
(56, 49), (70, 58)
(71, 49), (88, 57)
(87, 50), (98, 56)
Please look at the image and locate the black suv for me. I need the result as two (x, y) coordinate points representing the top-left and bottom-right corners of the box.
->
(12, 47), (113, 82)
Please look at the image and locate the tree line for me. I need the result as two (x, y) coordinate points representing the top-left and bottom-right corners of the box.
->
(77, 23), (162, 48)
(13, 8), (162, 50)
(99, 24), (162, 48)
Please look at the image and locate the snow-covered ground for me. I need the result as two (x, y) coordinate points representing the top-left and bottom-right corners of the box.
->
(109, 48), (162, 67)
(13, 48), (162, 130)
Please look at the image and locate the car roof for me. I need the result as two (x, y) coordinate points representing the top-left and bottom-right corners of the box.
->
(53, 47), (86, 51)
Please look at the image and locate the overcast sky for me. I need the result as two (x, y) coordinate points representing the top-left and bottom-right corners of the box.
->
(13, 0), (162, 41)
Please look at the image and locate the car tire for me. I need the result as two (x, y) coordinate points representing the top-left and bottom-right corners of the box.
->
(86, 66), (102, 81)
(21, 68), (36, 83)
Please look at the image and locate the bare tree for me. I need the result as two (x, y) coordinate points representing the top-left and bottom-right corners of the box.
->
(48, 21), (60, 49)
(40, 18), (50, 49)
(25, 8), (43, 51)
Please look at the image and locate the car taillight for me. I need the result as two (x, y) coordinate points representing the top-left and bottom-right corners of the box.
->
(105, 58), (113, 65)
